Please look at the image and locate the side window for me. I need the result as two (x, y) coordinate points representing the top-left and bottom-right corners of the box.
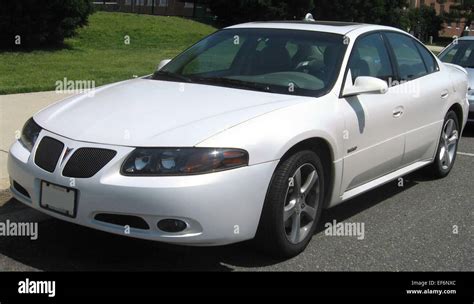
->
(348, 33), (394, 83)
(385, 33), (428, 81)
(414, 41), (439, 74)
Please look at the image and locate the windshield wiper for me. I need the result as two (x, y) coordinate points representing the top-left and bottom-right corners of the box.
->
(153, 71), (193, 83)
(193, 77), (274, 93)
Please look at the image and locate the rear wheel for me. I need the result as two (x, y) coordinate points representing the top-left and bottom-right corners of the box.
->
(427, 111), (460, 178)
(255, 150), (325, 258)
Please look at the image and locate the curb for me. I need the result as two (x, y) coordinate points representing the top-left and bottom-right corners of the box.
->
(0, 178), (10, 192)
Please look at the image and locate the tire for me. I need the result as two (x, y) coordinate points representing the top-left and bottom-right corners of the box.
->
(255, 150), (325, 258)
(427, 111), (460, 178)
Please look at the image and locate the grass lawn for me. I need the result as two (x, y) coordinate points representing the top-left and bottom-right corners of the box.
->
(0, 12), (216, 95)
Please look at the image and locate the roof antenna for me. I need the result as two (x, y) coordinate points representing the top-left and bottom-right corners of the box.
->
(304, 13), (315, 22)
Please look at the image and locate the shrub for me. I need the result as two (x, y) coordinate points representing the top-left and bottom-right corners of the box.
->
(0, 0), (94, 49)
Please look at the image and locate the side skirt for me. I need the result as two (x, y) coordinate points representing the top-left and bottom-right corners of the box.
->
(341, 160), (432, 202)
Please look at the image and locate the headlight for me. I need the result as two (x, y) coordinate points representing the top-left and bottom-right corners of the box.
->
(121, 148), (249, 176)
(19, 118), (42, 152)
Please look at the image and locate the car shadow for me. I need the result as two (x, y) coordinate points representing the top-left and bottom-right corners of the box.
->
(0, 43), (74, 53)
(0, 174), (421, 271)
(462, 122), (474, 137)
(316, 173), (420, 233)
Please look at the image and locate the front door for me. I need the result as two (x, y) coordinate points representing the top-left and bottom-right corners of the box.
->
(339, 32), (407, 194)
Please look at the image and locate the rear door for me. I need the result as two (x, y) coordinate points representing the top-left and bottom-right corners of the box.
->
(383, 32), (445, 166)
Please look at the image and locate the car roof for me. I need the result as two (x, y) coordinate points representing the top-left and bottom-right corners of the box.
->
(457, 36), (474, 41)
(226, 21), (392, 36)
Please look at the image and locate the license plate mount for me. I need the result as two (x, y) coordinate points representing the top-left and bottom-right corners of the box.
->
(40, 181), (77, 218)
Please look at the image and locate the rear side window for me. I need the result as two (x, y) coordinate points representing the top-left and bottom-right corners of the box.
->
(385, 33), (428, 81)
(415, 41), (439, 73)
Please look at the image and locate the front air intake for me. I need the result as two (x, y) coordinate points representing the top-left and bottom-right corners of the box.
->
(94, 214), (150, 230)
(13, 181), (30, 198)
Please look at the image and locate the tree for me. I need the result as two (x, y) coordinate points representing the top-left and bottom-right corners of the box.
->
(207, 0), (264, 26)
(407, 5), (443, 41)
(0, 0), (94, 49)
(312, 0), (409, 28)
(383, 0), (411, 28)
(272, 0), (315, 20)
(207, 0), (443, 39)
(207, 0), (315, 27)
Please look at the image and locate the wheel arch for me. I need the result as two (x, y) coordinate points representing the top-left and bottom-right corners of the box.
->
(278, 137), (335, 209)
(448, 102), (464, 128)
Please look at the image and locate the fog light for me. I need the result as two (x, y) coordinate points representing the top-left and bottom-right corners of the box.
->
(157, 219), (187, 233)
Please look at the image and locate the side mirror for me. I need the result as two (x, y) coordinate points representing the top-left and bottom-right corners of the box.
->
(156, 59), (172, 72)
(342, 74), (388, 97)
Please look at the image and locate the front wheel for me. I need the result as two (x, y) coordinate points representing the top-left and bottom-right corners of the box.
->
(427, 111), (460, 178)
(255, 150), (325, 258)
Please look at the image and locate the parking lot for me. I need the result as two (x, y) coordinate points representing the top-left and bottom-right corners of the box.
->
(0, 123), (472, 272)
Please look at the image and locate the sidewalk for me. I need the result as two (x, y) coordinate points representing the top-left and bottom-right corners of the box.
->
(0, 91), (75, 190)
(427, 45), (445, 54)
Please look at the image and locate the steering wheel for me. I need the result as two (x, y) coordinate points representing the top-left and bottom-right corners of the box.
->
(295, 61), (311, 72)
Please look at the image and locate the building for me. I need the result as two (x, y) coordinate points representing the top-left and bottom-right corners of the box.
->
(409, 0), (469, 37)
(120, 0), (196, 17)
(94, 0), (208, 18)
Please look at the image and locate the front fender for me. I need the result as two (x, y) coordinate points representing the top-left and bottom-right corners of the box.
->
(196, 97), (344, 166)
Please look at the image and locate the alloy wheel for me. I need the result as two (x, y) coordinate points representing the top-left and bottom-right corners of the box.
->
(283, 163), (320, 244)
(439, 118), (459, 170)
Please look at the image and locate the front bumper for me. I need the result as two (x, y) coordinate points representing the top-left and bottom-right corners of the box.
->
(7, 130), (278, 246)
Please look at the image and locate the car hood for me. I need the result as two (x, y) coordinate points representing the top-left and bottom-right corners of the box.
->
(34, 79), (306, 147)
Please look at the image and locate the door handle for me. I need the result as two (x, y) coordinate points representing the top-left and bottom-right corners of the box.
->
(393, 106), (404, 118)
(441, 90), (449, 99)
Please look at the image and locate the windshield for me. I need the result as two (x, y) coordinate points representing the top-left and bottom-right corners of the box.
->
(153, 28), (348, 97)
(439, 40), (474, 68)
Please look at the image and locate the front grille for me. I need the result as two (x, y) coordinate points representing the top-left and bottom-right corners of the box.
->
(63, 148), (117, 178)
(34, 137), (64, 172)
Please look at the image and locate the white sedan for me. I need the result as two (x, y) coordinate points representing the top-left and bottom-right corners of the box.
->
(8, 20), (469, 257)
